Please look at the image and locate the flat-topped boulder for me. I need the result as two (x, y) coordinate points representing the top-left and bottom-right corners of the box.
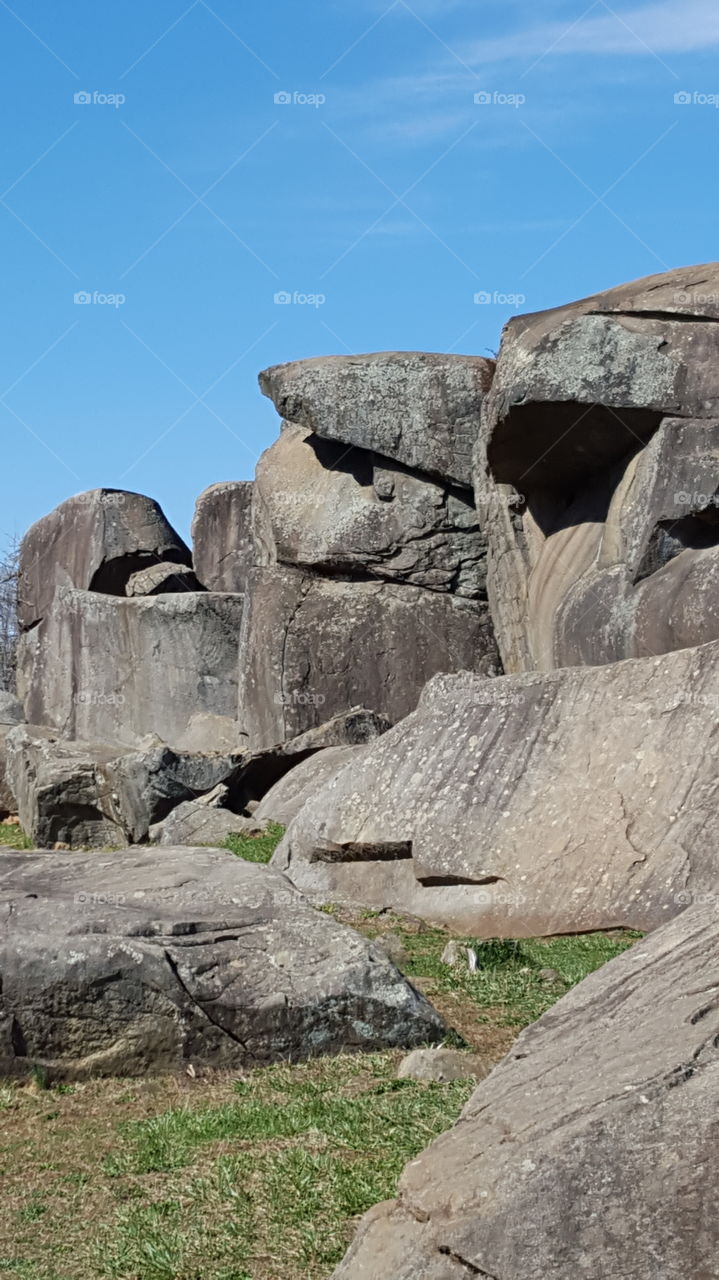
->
(259, 352), (495, 487)
(275, 639), (719, 936)
(18, 489), (194, 629)
(0, 847), (447, 1079)
(333, 902), (719, 1279)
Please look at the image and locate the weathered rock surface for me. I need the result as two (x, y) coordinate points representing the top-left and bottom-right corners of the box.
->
(17, 588), (244, 748)
(6, 726), (245, 848)
(18, 489), (193, 629)
(238, 566), (499, 748)
(192, 481), (255, 595)
(333, 903), (719, 1280)
(477, 264), (719, 672)
(275, 642), (719, 936)
(396, 1047), (491, 1083)
(155, 801), (265, 847)
(173, 713), (245, 755)
(0, 694), (24, 817)
(253, 424), (487, 598)
(260, 352), (495, 487)
(254, 746), (361, 826)
(0, 847), (447, 1079)
(124, 561), (201, 596)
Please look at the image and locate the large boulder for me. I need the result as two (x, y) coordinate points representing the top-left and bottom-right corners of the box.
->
(17, 587), (244, 748)
(0, 693), (24, 817)
(6, 725), (246, 847)
(238, 565), (499, 748)
(274, 640), (719, 936)
(192, 480), (255, 594)
(18, 489), (194, 630)
(477, 264), (719, 672)
(253, 424), (487, 598)
(259, 352), (495, 487)
(333, 902), (718, 1280)
(254, 745), (361, 826)
(0, 847), (447, 1079)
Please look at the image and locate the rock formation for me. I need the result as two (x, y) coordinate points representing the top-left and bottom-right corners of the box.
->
(333, 900), (719, 1279)
(0, 846), (447, 1078)
(192, 480), (254, 594)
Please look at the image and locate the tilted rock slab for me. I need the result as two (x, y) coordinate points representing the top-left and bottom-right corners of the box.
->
(0, 847), (447, 1079)
(274, 642), (719, 936)
(238, 565), (499, 749)
(17, 587), (244, 748)
(192, 480), (255, 594)
(333, 902), (718, 1279)
(254, 745), (362, 827)
(18, 488), (194, 629)
(259, 352), (495, 487)
(253, 424), (488, 598)
(477, 263), (719, 672)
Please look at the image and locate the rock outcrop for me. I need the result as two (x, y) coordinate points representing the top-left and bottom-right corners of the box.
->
(0, 693), (23, 817)
(333, 902), (718, 1280)
(478, 264), (719, 672)
(192, 480), (254, 594)
(0, 846), (447, 1079)
(274, 640), (719, 936)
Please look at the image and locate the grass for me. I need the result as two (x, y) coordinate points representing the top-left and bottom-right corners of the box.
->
(0, 909), (640, 1280)
(223, 823), (285, 864)
(0, 822), (33, 849)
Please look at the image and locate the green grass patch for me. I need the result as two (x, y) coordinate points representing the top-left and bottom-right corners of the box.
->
(0, 824), (33, 849)
(223, 823), (285, 864)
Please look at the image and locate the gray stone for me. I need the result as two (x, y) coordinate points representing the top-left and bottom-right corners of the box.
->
(18, 489), (193, 629)
(6, 725), (245, 848)
(156, 803), (265, 847)
(259, 352), (495, 487)
(253, 424), (488, 598)
(274, 641), (719, 936)
(254, 746), (362, 826)
(192, 481), (255, 595)
(0, 846), (448, 1079)
(0, 694), (23, 726)
(17, 588), (244, 748)
(440, 941), (474, 969)
(124, 561), (201, 596)
(173, 713), (246, 755)
(333, 903), (718, 1280)
(238, 565), (499, 749)
(396, 1048), (491, 1083)
(0, 694), (23, 817)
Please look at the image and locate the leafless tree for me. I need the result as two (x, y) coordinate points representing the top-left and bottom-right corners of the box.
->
(0, 537), (20, 693)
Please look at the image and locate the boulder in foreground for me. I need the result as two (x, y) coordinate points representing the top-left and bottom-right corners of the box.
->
(333, 902), (718, 1279)
(0, 847), (447, 1079)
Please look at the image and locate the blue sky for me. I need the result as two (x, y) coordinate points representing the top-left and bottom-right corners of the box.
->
(1, 0), (718, 543)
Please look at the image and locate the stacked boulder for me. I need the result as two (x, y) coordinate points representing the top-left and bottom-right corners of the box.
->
(241, 352), (500, 746)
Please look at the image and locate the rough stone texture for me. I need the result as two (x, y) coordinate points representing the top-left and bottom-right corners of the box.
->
(0, 694), (24, 817)
(477, 264), (719, 672)
(6, 726), (245, 848)
(333, 903), (719, 1280)
(125, 561), (201, 596)
(18, 489), (193, 630)
(17, 588), (244, 748)
(396, 1048), (492, 1083)
(253, 424), (488, 598)
(0, 847), (447, 1079)
(259, 352), (495, 487)
(254, 746), (361, 827)
(192, 481), (255, 595)
(238, 565), (499, 749)
(274, 642), (719, 936)
(174, 713), (246, 754)
(156, 802), (265, 847)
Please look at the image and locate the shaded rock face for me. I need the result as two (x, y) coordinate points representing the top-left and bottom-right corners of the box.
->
(18, 489), (194, 630)
(478, 264), (719, 672)
(254, 745), (361, 827)
(253, 425), (487, 598)
(17, 588), (244, 748)
(238, 566), (498, 750)
(0, 694), (24, 817)
(0, 847), (447, 1079)
(259, 352), (495, 488)
(192, 481), (255, 595)
(274, 642), (719, 937)
(333, 903), (719, 1280)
